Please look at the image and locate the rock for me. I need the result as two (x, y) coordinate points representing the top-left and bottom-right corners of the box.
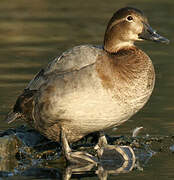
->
(0, 135), (19, 171)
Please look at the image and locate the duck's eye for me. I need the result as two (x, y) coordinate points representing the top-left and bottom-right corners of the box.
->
(126, 15), (133, 22)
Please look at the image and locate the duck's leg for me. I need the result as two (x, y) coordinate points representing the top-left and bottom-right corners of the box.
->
(94, 131), (108, 158)
(61, 128), (71, 157)
(94, 131), (108, 149)
(61, 128), (98, 164)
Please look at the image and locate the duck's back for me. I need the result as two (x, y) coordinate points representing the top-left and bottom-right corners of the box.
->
(27, 45), (103, 90)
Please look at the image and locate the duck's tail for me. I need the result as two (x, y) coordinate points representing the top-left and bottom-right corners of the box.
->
(5, 111), (23, 124)
(5, 89), (37, 124)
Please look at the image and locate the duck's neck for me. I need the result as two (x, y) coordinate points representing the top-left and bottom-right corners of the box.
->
(104, 39), (134, 53)
(103, 27), (135, 53)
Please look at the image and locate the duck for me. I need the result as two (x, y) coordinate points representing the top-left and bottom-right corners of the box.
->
(6, 7), (169, 157)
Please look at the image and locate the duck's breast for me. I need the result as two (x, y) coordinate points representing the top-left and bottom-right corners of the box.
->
(32, 47), (155, 141)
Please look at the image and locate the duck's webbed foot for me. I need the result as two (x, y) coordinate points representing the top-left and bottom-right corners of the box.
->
(61, 129), (98, 165)
(95, 132), (136, 171)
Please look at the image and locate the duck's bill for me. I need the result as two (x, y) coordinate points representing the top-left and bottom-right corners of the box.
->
(138, 23), (169, 44)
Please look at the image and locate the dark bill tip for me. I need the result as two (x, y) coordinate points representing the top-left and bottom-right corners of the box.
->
(138, 23), (170, 44)
(151, 32), (170, 44)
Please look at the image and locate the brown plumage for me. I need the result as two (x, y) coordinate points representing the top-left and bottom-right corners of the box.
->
(6, 7), (169, 144)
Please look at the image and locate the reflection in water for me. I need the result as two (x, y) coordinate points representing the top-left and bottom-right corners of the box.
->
(0, 126), (173, 179)
(63, 155), (135, 180)
(0, 126), (157, 179)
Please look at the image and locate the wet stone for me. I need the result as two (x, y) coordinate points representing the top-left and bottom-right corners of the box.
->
(0, 135), (19, 171)
(0, 135), (19, 157)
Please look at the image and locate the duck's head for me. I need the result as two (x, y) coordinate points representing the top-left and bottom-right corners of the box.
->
(104, 7), (169, 53)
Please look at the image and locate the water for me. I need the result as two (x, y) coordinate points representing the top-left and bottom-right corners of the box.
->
(0, 0), (174, 179)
